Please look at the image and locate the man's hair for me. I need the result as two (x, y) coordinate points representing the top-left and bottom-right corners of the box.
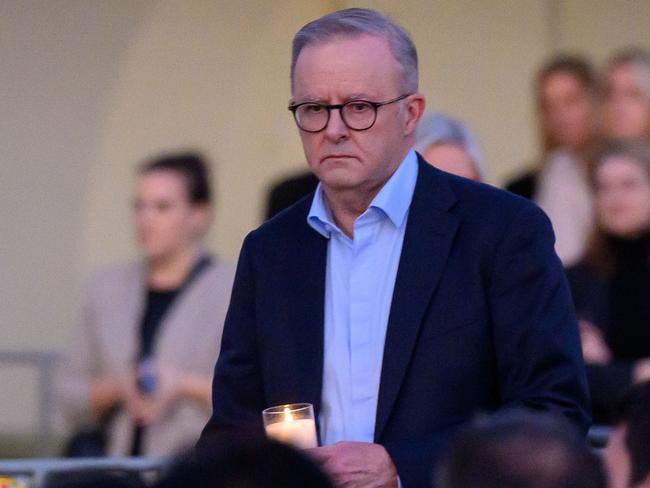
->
(290, 8), (418, 93)
(44, 470), (145, 488)
(605, 47), (650, 100)
(536, 54), (596, 95)
(157, 432), (333, 488)
(436, 410), (605, 488)
(139, 151), (212, 205)
(614, 381), (650, 486)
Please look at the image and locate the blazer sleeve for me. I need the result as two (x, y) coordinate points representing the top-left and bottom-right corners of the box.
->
(587, 362), (633, 422)
(197, 233), (267, 447)
(56, 273), (104, 428)
(488, 203), (591, 433)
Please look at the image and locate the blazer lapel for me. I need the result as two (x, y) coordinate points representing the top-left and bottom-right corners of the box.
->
(375, 158), (460, 440)
(280, 199), (328, 417)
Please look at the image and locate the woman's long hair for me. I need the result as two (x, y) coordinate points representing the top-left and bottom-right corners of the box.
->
(582, 140), (650, 276)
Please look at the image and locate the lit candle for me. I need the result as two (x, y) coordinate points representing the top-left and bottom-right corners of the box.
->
(263, 404), (318, 449)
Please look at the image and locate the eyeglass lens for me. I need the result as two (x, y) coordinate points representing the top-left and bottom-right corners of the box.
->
(296, 101), (376, 132)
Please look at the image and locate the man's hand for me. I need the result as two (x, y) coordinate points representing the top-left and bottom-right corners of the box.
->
(579, 320), (612, 365)
(307, 441), (398, 488)
(633, 358), (650, 384)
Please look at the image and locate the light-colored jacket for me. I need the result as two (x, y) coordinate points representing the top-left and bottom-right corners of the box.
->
(57, 258), (235, 457)
(534, 149), (594, 266)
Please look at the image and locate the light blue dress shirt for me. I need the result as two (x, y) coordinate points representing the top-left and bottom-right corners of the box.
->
(307, 150), (418, 446)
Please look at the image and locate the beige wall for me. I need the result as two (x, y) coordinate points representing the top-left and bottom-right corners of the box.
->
(1, 1), (153, 350)
(558, 0), (650, 63)
(1, 0), (649, 441)
(365, 0), (549, 183)
(82, 0), (332, 270)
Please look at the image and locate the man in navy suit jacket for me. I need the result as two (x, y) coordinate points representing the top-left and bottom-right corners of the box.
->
(199, 8), (590, 487)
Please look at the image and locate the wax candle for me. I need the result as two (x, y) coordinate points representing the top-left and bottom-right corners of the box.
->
(263, 404), (318, 449)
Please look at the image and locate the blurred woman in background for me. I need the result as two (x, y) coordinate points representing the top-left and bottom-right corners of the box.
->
(506, 55), (598, 265)
(600, 48), (650, 142)
(506, 55), (597, 198)
(414, 112), (486, 182)
(566, 140), (650, 423)
(58, 152), (234, 457)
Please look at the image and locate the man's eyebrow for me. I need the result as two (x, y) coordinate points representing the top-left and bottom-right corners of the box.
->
(290, 96), (323, 104)
(345, 93), (372, 101)
(290, 93), (374, 105)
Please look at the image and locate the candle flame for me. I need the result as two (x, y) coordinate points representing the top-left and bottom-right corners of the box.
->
(283, 406), (294, 422)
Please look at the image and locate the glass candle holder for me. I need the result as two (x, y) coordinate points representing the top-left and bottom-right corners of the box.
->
(262, 403), (318, 449)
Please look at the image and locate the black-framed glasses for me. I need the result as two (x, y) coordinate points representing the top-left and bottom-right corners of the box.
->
(288, 93), (412, 133)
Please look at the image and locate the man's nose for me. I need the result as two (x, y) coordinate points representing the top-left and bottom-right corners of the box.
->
(324, 108), (349, 141)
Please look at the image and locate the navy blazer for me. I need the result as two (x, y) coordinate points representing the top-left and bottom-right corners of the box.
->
(199, 156), (590, 486)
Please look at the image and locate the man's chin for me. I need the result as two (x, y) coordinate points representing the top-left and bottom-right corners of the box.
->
(318, 173), (360, 192)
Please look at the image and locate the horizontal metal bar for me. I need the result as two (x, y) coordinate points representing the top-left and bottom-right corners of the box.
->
(0, 457), (167, 487)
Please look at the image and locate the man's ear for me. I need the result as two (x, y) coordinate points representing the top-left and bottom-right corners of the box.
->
(403, 92), (425, 137)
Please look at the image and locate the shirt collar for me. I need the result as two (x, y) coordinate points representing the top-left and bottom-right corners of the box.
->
(307, 149), (418, 238)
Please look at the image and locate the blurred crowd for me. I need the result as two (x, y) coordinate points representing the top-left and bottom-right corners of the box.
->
(41, 45), (650, 487)
(37, 383), (650, 488)
(511, 48), (650, 426)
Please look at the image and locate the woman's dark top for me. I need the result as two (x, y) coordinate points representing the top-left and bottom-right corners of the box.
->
(130, 255), (212, 455)
(566, 232), (650, 423)
(130, 287), (181, 456)
(139, 289), (180, 360)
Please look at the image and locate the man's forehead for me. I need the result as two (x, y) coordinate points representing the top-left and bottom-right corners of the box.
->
(296, 33), (393, 64)
(291, 34), (401, 98)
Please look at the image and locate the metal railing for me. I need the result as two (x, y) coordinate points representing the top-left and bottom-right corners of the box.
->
(0, 457), (166, 487)
(0, 349), (612, 487)
(0, 350), (62, 457)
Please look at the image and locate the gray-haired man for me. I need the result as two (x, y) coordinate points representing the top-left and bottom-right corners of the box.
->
(199, 8), (590, 487)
